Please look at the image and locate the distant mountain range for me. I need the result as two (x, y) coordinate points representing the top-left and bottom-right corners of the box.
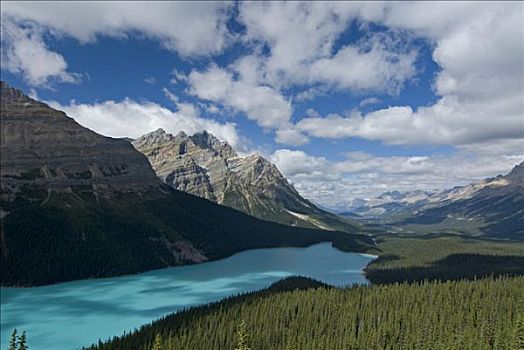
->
(336, 163), (524, 239)
(334, 190), (434, 218)
(0, 81), (372, 286)
(133, 129), (355, 232)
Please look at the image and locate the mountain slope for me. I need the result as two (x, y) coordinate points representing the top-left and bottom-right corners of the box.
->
(133, 129), (356, 232)
(401, 162), (524, 238)
(0, 81), (372, 286)
(337, 162), (524, 238)
(335, 190), (434, 219)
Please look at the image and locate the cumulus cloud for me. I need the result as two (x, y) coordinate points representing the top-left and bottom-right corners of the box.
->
(0, 18), (81, 87)
(292, 2), (523, 150)
(275, 128), (309, 146)
(1, 2), (232, 57)
(237, 2), (416, 93)
(47, 98), (240, 148)
(270, 150), (332, 179)
(297, 90), (523, 148)
(188, 65), (292, 129)
(308, 37), (416, 93)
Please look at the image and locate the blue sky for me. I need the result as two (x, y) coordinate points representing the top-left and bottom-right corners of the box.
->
(1, 2), (522, 206)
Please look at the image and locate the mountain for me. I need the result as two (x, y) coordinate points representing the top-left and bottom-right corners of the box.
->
(0, 81), (161, 199)
(0, 81), (373, 286)
(401, 162), (524, 238)
(334, 190), (433, 218)
(133, 129), (355, 232)
(336, 163), (524, 238)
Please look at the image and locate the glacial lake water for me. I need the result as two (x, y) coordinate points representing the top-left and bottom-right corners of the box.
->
(1, 242), (375, 350)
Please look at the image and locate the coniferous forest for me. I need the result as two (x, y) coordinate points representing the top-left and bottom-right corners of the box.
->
(365, 235), (524, 284)
(87, 276), (524, 350)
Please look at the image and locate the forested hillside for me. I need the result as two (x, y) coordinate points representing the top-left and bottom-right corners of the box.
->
(365, 235), (524, 284)
(87, 276), (524, 350)
(1, 189), (373, 286)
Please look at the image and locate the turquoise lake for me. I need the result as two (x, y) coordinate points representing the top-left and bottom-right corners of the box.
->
(1, 242), (376, 350)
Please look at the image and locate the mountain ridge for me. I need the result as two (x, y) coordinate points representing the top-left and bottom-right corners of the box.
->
(133, 128), (356, 232)
(0, 81), (372, 286)
(336, 162), (524, 238)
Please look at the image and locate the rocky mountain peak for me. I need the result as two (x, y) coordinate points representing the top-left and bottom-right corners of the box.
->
(1, 81), (31, 103)
(135, 128), (175, 146)
(188, 131), (237, 159)
(133, 128), (350, 231)
(1, 80), (64, 119)
(1, 81), (159, 200)
(504, 160), (524, 186)
(509, 161), (524, 176)
(190, 130), (218, 148)
(175, 130), (189, 139)
(187, 132), (235, 159)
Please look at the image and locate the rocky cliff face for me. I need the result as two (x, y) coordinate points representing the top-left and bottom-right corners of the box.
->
(133, 129), (354, 231)
(0, 81), (159, 201)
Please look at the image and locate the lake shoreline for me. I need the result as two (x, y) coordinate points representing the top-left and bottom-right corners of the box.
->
(1, 237), (377, 289)
(1, 242), (376, 350)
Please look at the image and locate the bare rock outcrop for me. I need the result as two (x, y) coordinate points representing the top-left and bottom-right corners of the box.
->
(133, 129), (353, 231)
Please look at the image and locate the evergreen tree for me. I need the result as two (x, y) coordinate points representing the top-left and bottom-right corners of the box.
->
(18, 331), (28, 350)
(8, 329), (17, 350)
(234, 320), (251, 350)
(151, 333), (163, 350)
(513, 312), (524, 350)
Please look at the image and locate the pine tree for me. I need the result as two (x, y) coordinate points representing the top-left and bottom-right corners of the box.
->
(8, 329), (18, 350)
(235, 320), (251, 350)
(513, 312), (524, 350)
(151, 333), (163, 350)
(18, 331), (28, 350)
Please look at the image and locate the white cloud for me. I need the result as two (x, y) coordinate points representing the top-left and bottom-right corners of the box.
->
(359, 97), (380, 108)
(297, 91), (523, 147)
(188, 65), (292, 129)
(238, 2), (415, 93)
(275, 128), (309, 146)
(1, 2), (233, 57)
(162, 88), (179, 104)
(170, 69), (187, 85)
(0, 19), (81, 87)
(270, 148), (523, 206)
(2, 1), (522, 204)
(292, 2), (523, 150)
(144, 76), (156, 85)
(48, 98), (240, 148)
(308, 37), (416, 93)
(270, 150), (332, 179)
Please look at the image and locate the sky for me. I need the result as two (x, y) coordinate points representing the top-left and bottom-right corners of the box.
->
(1, 1), (523, 208)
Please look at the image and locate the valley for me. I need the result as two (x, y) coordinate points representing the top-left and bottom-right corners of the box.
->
(1, 2), (523, 349)
(0, 81), (372, 287)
